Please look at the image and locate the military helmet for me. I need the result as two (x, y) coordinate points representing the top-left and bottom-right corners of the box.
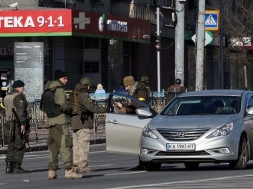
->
(175, 78), (181, 85)
(79, 77), (93, 86)
(141, 76), (149, 82)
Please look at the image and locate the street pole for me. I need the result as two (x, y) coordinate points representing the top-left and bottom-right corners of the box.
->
(195, 0), (206, 91)
(175, 1), (185, 86)
(220, 0), (224, 89)
(156, 7), (161, 93)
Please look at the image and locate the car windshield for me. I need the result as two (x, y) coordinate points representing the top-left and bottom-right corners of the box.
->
(161, 96), (241, 116)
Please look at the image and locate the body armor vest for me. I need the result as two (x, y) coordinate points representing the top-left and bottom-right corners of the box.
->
(4, 92), (20, 121)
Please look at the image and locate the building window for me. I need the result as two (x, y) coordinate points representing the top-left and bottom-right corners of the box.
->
(84, 62), (99, 73)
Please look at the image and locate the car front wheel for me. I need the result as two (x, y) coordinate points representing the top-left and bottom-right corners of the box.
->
(142, 162), (161, 171)
(229, 137), (248, 170)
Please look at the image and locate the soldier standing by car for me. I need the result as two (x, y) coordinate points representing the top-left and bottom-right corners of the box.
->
(69, 77), (107, 173)
(4, 80), (29, 174)
(115, 75), (149, 114)
(42, 70), (82, 180)
(115, 75), (149, 170)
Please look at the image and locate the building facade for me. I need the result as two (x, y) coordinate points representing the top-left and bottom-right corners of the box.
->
(1, 0), (227, 99)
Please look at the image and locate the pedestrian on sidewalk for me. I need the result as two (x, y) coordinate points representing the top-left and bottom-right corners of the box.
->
(42, 70), (82, 179)
(69, 77), (107, 173)
(4, 80), (29, 174)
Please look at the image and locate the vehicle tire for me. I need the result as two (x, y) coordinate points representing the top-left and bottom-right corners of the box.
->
(229, 137), (248, 170)
(184, 162), (200, 170)
(143, 162), (161, 171)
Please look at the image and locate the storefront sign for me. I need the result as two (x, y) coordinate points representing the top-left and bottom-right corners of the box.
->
(0, 9), (72, 37)
(0, 9), (150, 43)
(73, 11), (150, 43)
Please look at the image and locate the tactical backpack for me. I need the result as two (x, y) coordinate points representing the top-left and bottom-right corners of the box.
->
(40, 86), (62, 118)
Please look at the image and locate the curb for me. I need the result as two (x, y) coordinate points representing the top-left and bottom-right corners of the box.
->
(0, 138), (106, 155)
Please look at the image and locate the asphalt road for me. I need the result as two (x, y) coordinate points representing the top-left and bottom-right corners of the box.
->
(1, 144), (253, 189)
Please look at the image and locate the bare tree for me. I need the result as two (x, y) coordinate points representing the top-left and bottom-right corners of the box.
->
(210, 0), (253, 89)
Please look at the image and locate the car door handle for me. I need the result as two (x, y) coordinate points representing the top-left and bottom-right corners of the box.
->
(107, 119), (118, 124)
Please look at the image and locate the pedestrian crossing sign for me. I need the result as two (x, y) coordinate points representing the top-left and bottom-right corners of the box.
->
(205, 10), (220, 31)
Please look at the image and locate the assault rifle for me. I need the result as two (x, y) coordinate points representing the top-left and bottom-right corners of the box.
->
(11, 108), (31, 151)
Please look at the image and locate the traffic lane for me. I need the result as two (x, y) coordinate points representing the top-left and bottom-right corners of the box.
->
(1, 145), (253, 189)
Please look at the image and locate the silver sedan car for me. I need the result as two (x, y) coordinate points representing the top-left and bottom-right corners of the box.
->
(105, 90), (253, 171)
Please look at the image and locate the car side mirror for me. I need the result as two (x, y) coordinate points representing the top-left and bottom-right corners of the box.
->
(136, 108), (154, 118)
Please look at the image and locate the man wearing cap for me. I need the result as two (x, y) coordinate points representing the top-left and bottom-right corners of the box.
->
(45, 70), (82, 179)
(115, 75), (149, 114)
(4, 80), (29, 174)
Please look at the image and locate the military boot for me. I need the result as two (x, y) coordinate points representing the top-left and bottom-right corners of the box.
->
(64, 168), (82, 179)
(48, 170), (57, 180)
(5, 162), (14, 174)
(12, 163), (29, 174)
(77, 166), (94, 173)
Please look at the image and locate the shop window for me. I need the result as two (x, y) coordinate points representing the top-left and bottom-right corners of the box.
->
(84, 62), (99, 73)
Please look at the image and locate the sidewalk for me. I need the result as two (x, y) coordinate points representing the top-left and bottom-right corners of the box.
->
(0, 124), (106, 155)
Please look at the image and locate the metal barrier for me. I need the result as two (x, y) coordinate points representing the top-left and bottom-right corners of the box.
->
(0, 92), (180, 147)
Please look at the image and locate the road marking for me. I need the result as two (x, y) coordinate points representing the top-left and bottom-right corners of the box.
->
(104, 174), (253, 189)
(106, 171), (146, 176)
(94, 164), (114, 167)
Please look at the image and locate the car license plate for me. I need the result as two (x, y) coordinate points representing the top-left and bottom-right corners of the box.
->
(166, 143), (195, 151)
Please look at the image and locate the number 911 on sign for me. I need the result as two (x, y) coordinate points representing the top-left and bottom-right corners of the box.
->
(166, 143), (195, 151)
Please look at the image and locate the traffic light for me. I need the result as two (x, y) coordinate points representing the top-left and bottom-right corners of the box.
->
(155, 35), (161, 51)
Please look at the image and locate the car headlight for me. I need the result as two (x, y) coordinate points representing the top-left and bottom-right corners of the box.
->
(142, 125), (158, 139)
(207, 122), (234, 138)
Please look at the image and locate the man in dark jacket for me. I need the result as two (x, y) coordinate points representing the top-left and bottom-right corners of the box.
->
(166, 78), (186, 103)
(140, 75), (152, 96)
(70, 77), (106, 173)
(4, 80), (29, 174)
(45, 70), (82, 179)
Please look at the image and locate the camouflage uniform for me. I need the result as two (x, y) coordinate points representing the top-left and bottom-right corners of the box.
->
(4, 89), (29, 174)
(70, 79), (106, 173)
(120, 81), (149, 114)
(45, 80), (73, 171)
(46, 70), (82, 179)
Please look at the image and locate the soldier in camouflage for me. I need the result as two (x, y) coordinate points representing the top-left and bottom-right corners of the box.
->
(4, 80), (29, 174)
(70, 77), (106, 173)
(115, 75), (149, 114)
(46, 70), (82, 180)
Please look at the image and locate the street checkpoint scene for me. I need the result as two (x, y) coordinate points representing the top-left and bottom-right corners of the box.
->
(1, 0), (253, 189)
